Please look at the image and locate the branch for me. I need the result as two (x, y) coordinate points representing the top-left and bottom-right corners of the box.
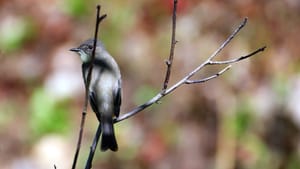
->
(85, 2), (266, 168)
(85, 124), (102, 169)
(207, 17), (248, 61)
(161, 0), (178, 93)
(185, 65), (232, 84)
(115, 17), (265, 123)
(209, 46), (266, 65)
(72, 5), (106, 169)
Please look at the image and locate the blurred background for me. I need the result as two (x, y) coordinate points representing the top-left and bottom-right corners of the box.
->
(0, 0), (300, 169)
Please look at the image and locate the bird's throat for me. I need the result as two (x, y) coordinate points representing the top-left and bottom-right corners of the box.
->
(79, 51), (91, 63)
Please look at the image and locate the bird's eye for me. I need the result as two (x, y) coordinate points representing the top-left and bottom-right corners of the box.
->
(88, 45), (93, 49)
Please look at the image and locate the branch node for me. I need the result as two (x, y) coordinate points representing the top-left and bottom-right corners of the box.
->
(156, 100), (162, 104)
(185, 80), (192, 84)
(98, 14), (107, 22)
(160, 89), (166, 95)
(165, 60), (171, 66)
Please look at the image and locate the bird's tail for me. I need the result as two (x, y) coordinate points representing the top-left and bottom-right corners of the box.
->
(101, 117), (118, 151)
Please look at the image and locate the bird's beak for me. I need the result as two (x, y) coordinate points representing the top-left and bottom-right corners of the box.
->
(70, 48), (80, 52)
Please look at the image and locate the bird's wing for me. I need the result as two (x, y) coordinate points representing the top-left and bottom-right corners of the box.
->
(81, 63), (88, 87)
(89, 91), (101, 122)
(113, 79), (122, 117)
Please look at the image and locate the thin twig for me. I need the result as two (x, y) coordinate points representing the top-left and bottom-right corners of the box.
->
(72, 5), (106, 169)
(161, 0), (178, 93)
(185, 65), (232, 84)
(209, 46), (266, 65)
(71, 105), (86, 169)
(181, 17), (248, 83)
(208, 17), (248, 61)
(85, 124), (102, 169)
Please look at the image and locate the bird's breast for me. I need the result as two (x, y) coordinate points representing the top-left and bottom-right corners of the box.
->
(90, 69), (118, 100)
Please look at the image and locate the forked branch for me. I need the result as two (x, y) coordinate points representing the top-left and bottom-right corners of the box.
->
(82, 1), (266, 168)
(114, 17), (266, 123)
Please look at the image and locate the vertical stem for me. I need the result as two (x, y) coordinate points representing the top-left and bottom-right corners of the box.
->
(72, 5), (105, 169)
(85, 124), (102, 169)
(162, 0), (178, 92)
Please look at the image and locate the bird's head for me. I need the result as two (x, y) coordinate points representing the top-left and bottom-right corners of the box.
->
(70, 39), (104, 63)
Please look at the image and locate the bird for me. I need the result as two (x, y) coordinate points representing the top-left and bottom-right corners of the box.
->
(70, 39), (121, 151)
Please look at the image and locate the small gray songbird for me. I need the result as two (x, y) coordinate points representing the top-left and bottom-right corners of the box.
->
(70, 39), (121, 151)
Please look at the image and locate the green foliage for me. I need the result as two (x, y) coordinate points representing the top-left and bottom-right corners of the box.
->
(234, 103), (253, 139)
(134, 85), (157, 105)
(0, 17), (36, 53)
(0, 101), (15, 130)
(226, 100), (254, 139)
(272, 74), (289, 102)
(29, 88), (70, 139)
(62, 0), (88, 17)
(101, 5), (136, 51)
(288, 154), (300, 169)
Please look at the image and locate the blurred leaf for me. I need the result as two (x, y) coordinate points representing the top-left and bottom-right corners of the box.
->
(29, 88), (70, 139)
(246, 134), (272, 169)
(0, 16), (36, 53)
(272, 74), (289, 102)
(226, 101), (254, 139)
(288, 154), (300, 169)
(62, 0), (88, 17)
(161, 120), (178, 146)
(236, 114), (249, 137)
(235, 102), (254, 138)
(134, 85), (157, 105)
(102, 5), (136, 50)
(0, 101), (15, 130)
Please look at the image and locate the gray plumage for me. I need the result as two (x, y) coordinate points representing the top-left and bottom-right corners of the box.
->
(70, 39), (121, 151)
